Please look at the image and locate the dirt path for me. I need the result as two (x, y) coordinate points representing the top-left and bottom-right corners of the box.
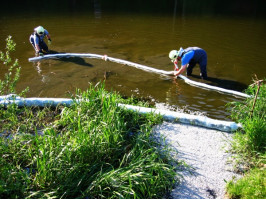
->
(153, 122), (242, 199)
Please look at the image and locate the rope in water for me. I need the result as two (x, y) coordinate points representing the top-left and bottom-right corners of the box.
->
(28, 53), (250, 98)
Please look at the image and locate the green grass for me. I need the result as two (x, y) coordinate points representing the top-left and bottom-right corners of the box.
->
(0, 84), (177, 199)
(226, 168), (266, 199)
(228, 80), (265, 166)
(226, 79), (266, 199)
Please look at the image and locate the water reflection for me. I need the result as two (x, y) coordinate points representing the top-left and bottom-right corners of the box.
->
(33, 62), (52, 84)
(94, 0), (102, 19)
(34, 62), (46, 83)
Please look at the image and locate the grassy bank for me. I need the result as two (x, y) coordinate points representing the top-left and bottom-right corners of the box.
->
(226, 79), (266, 199)
(0, 85), (177, 198)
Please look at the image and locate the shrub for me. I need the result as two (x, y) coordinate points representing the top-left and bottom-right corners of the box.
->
(0, 36), (28, 96)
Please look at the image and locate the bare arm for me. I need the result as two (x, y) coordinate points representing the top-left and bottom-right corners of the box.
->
(173, 60), (179, 71)
(174, 64), (187, 76)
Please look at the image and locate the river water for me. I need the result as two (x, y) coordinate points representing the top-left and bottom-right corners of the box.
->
(1, 0), (266, 120)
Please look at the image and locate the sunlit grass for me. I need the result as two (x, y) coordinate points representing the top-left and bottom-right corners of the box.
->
(226, 79), (266, 199)
(226, 168), (266, 199)
(0, 83), (177, 199)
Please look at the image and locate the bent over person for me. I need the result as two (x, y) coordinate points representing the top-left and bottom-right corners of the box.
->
(169, 47), (207, 79)
(29, 26), (52, 56)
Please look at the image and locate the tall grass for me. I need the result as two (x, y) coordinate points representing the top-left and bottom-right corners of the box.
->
(0, 84), (177, 199)
(228, 80), (265, 165)
(226, 79), (266, 199)
(226, 168), (266, 199)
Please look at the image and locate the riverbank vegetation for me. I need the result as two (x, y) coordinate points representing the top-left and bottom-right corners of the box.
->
(0, 37), (177, 198)
(0, 86), (177, 199)
(226, 78), (266, 199)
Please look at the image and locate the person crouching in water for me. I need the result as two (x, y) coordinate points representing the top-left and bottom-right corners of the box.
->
(169, 47), (207, 79)
(29, 26), (52, 56)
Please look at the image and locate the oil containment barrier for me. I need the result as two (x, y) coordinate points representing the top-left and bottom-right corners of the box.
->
(117, 104), (242, 132)
(28, 53), (250, 98)
(0, 94), (73, 107)
(0, 94), (242, 132)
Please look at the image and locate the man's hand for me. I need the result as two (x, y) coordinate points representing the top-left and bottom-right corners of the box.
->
(48, 39), (52, 45)
(174, 65), (187, 76)
(102, 55), (108, 61)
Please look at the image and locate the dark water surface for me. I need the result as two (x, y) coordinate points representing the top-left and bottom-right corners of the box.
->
(1, 0), (266, 120)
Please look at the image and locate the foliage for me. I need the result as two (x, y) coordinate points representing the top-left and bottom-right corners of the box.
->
(0, 36), (28, 96)
(226, 78), (266, 199)
(0, 84), (177, 199)
(228, 79), (265, 165)
(226, 168), (266, 199)
(0, 104), (61, 135)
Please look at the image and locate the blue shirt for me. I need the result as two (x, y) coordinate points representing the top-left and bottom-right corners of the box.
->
(181, 50), (195, 66)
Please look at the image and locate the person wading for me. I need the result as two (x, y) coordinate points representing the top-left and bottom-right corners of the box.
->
(29, 26), (52, 56)
(169, 47), (208, 79)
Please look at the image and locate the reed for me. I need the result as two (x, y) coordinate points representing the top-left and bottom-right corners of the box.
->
(0, 83), (177, 199)
(227, 79), (265, 165)
(226, 78), (266, 199)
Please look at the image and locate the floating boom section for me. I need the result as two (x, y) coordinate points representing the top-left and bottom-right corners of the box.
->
(0, 94), (73, 107)
(28, 53), (250, 98)
(0, 94), (241, 132)
(118, 104), (242, 132)
(28, 53), (173, 75)
(178, 75), (250, 98)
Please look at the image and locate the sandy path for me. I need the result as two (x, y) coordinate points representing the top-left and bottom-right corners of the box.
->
(153, 122), (241, 199)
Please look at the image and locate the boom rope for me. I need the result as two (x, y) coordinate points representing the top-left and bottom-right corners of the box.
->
(28, 53), (250, 98)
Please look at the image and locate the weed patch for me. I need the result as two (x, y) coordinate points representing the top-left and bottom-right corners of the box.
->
(226, 78), (265, 198)
(0, 84), (177, 199)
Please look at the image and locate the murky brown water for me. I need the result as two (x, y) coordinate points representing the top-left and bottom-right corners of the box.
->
(1, 1), (266, 120)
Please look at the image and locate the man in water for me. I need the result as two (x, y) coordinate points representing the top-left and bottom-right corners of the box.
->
(29, 26), (52, 56)
(169, 47), (207, 79)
